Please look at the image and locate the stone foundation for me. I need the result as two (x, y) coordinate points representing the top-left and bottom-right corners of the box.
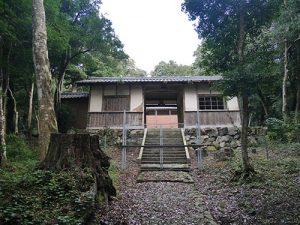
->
(185, 127), (267, 160)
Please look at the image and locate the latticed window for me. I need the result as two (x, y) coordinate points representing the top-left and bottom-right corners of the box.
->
(199, 96), (225, 110)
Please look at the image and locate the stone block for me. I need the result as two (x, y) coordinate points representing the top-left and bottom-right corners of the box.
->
(212, 141), (220, 150)
(223, 147), (234, 157)
(220, 142), (226, 148)
(207, 145), (217, 151)
(205, 128), (218, 137)
(218, 127), (228, 136)
(228, 127), (238, 136)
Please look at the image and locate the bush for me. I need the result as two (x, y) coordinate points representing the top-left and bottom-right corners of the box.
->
(265, 118), (300, 143)
(6, 135), (36, 162)
(0, 168), (96, 224)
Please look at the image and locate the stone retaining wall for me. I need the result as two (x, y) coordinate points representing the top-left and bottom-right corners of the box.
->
(89, 127), (267, 161)
(185, 127), (267, 160)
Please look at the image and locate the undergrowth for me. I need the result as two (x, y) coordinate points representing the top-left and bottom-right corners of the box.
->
(213, 142), (300, 224)
(0, 135), (99, 224)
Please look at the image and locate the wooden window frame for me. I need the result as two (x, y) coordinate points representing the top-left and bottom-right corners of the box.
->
(198, 95), (226, 111)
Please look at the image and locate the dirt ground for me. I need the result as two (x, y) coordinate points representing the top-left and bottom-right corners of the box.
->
(95, 144), (300, 225)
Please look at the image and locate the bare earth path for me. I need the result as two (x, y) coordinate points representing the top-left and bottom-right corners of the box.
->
(97, 148), (217, 225)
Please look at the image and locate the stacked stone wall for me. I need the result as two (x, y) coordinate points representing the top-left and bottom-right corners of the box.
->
(185, 127), (267, 160)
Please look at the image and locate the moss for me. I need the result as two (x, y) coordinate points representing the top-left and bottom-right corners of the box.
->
(108, 160), (120, 192)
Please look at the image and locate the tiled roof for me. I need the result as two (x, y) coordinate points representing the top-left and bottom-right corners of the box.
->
(76, 76), (222, 85)
(61, 92), (89, 99)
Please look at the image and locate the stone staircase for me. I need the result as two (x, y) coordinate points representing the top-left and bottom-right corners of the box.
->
(140, 128), (190, 171)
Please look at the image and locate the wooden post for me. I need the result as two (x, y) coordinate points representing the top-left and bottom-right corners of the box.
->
(121, 110), (127, 170)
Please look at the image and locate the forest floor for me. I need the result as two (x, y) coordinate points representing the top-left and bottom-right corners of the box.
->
(95, 143), (300, 225)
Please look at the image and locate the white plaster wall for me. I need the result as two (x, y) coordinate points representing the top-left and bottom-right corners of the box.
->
(89, 86), (102, 112)
(130, 85), (143, 112)
(184, 85), (197, 111)
(103, 85), (130, 96)
(226, 97), (239, 110)
(196, 83), (220, 94)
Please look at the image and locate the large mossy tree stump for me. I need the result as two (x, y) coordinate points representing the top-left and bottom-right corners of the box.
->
(41, 133), (116, 200)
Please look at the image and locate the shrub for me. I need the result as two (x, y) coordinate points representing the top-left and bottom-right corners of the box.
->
(0, 168), (96, 224)
(6, 134), (36, 162)
(265, 118), (300, 143)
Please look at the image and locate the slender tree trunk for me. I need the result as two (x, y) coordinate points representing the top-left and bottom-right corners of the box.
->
(55, 52), (68, 107)
(3, 44), (12, 137)
(241, 95), (253, 173)
(2, 81), (8, 138)
(32, 0), (58, 160)
(35, 109), (40, 136)
(28, 76), (34, 137)
(0, 85), (6, 166)
(282, 39), (289, 121)
(0, 70), (6, 166)
(7, 85), (18, 134)
(258, 88), (269, 117)
(238, 1), (254, 174)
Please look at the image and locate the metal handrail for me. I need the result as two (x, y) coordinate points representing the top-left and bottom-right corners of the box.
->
(121, 110), (204, 171)
(159, 125), (163, 169)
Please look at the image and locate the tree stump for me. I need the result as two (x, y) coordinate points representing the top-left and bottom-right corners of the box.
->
(41, 133), (116, 200)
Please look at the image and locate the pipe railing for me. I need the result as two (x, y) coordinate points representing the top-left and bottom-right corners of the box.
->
(120, 111), (204, 171)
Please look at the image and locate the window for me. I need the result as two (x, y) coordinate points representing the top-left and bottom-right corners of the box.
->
(103, 96), (130, 111)
(199, 95), (225, 110)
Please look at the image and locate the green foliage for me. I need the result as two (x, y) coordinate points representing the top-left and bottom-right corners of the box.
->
(108, 160), (120, 191)
(6, 135), (37, 162)
(0, 168), (96, 224)
(151, 60), (194, 76)
(184, 0), (300, 128)
(1, 0), (131, 136)
(265, 118), (300, 143)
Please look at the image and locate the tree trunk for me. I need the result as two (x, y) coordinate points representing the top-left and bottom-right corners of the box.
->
(41, 134), (116, 200)
(28, 76), (34, 137)
(0, 86), (6, 166)
(32, 0), (58, 160)
(7, 85), (18, 134)
(241, 95), (254, 173)
(282, 39), (289, 121)
(238, 2), (254, 174)
(55, 51), (68, 108)
(258, 88), (269, 118)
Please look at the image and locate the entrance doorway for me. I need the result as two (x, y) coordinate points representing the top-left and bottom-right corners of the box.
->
(144, 85), (183, 128)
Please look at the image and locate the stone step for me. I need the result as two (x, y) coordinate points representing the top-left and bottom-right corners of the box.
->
(143, 148), (186, 151)
(142, 155), (187, 159)
(141, 159), (187, 163)
(142, 152), (186, 156)
(140, 128), (189, 171)
(144, 142), (184, 145)
(142, 152), (186, 155)
(143, 149), (185, 155)
(141, 160), (188, 164)
(140, 163), (190, 171)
